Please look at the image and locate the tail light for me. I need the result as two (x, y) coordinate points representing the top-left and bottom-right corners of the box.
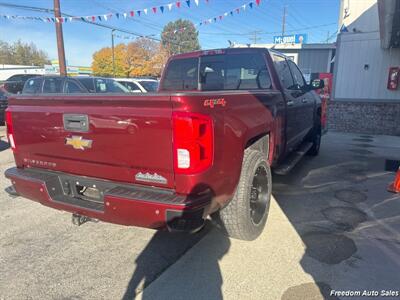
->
(5, 110), (16, 151)
(172, 112), (213, 174)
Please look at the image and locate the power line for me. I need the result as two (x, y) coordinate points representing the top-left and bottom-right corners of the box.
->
(198, 22), (337, 36)
(0, 1), (183, 46)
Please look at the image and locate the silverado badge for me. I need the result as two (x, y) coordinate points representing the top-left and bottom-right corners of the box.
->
(65, 136), (92, 150)
(135, 172), (167, 185)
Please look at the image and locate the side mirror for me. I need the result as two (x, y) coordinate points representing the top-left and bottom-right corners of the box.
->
(309, 79), (324, 90)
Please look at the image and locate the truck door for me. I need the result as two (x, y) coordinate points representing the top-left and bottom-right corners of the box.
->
(272, 54), (303, 153)
(287, 60), (314, 136)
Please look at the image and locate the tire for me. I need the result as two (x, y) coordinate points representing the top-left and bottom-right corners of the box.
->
(218, 149), (272, 241)
(307, 122), (322, 156)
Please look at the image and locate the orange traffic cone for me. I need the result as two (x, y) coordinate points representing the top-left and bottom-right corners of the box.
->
(388, 167), (400, 193)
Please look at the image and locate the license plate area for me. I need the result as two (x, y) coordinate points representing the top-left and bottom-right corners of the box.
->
(60, 178), (105, 204)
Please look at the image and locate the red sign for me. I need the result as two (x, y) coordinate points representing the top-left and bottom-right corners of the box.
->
(387, 67), (399, 90)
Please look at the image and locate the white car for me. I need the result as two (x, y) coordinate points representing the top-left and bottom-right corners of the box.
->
(115, 78), (159, 93)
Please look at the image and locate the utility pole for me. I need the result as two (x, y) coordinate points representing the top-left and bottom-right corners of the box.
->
(326, 31), (330, 43)
(281, 5), (287, 37)
(111, 29), (115, 77)
(54, 0), (67, 76)
(250, 30), (263, 44)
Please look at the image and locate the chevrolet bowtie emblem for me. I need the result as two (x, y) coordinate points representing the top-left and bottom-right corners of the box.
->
(65, 136), (92, 150)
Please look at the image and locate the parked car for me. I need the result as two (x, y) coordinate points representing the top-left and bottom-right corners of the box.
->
(0, 87), (8, 123)
(3, 74), (40, 94)
(22, 76), (130, 94)
(5, 48), (323, 240)
(115, 78), (159, 93)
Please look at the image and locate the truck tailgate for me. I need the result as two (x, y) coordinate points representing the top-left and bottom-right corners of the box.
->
(9, 94), (174, 189)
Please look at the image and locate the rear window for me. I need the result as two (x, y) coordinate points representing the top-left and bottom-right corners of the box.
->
(23, 77), (43, 94)
(200, 53), (272, 91)
(161, 58), (198, 91)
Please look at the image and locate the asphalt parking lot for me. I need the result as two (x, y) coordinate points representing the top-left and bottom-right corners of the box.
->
(1, 129), (400, 300)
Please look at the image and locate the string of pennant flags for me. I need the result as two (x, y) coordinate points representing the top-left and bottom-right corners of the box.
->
(0, 0), (208, 23)
(113, 0), (262, 40)
(0, 0), (261, 26)
(175, 0), (261, 33)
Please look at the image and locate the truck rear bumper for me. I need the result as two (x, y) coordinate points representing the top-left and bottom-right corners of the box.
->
(5, 167), (210, 232)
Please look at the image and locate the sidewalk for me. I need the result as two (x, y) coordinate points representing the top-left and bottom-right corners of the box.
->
(139, 132), (400, 300)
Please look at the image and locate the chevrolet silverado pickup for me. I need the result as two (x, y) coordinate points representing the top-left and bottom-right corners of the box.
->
(5, 48), (323, 240)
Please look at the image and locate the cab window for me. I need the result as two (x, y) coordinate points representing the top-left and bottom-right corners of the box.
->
(272, 54), (295, 90)
(23, 77), (43, 94)
(287, 60), (306, 90)
(200, 53), (272, 91)
(43, 77), (63, 93)
(161, 58), (198, 91)
(65, 80), (84, 93)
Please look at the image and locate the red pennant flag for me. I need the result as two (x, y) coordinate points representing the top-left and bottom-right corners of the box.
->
(130, 10), (134, 17)
(256, 0), (261, 5)
(236, 8), (240, 13)
(219, 15), (223, 20)
(91, 16), (96, 22)
(152, 7), (157, 13)
(176, 1), (181, 8)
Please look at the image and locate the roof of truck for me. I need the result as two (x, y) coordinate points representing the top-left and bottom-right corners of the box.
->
(170, 47), (273, 60)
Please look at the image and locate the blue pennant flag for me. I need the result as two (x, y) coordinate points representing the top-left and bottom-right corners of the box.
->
(249, 2), (254, 8)
(116, 13), (120, 19)
(160, 6), (164, 13)
(186, 0), (191, 7)
(137, 10), (141, 16)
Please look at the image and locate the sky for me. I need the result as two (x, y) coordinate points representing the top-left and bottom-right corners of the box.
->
(0, 0), (340, 66)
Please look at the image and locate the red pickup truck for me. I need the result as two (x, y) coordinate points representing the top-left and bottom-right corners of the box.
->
(5, 48), (323, 240)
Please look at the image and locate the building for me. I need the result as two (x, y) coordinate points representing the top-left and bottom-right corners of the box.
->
(0, 61), (92, 82)
(0, 64), (45, 81)
(232, 43), (335, 82)
(330, 0), (400, 135)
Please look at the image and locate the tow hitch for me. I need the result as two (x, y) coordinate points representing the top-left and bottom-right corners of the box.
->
(72, 213), (98, 226)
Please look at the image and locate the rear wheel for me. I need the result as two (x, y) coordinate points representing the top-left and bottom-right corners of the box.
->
(218, 149), (272, 241)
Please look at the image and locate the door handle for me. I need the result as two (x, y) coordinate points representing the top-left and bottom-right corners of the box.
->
(301, 98), (308, 104)
(287, 100), (294, 107)
(63, 114), (89, 132)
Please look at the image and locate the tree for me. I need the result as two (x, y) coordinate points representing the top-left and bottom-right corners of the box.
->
(0, 40), (50, 66)
(91, 38), (169, 78)
(92, 44), (128, 77)
(161, 19), (200, 55)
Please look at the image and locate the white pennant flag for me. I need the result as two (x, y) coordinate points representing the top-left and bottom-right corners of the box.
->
(168, 3), (173, 10)
(144, 8), (148, 14)
(123, 12), (127, 18)
(69, 17), (73, 21)
(194, 0), (199, 5)
(103, 14), (108, 20)
(242, 4), (246, 10)
(224, 12), (228, 16)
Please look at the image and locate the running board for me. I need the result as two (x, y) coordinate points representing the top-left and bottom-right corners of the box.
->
(274, 142), (313, 175)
